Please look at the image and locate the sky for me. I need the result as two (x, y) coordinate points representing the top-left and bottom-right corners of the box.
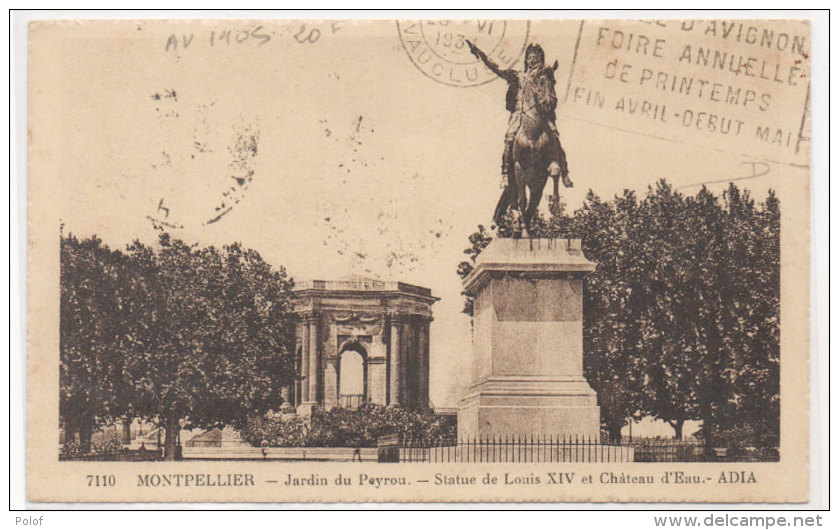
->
(31, 18), (810, 410)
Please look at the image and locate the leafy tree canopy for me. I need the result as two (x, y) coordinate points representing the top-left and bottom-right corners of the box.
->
(60, 232), (297, 457)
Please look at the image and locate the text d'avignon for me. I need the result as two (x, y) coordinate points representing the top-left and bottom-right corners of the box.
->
(636, 20), (807, 57)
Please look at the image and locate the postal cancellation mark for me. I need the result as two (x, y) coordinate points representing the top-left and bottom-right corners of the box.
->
(397, 20), (530, 87)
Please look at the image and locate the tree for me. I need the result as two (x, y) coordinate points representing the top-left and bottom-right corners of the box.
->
(60, 231), (296, 460)
(710, 186), (780, 451)
(60, 234), (123, 450)
(568, 189), (648, 441)
(121, 234), (296, 460)
(631, 182), (704, 440)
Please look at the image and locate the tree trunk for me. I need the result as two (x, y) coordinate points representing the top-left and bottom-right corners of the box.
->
(702, 400), (714, 459)
(670, 419), (684, 440)
(122, 416), (133, 445)
(163, 415), (180, 461)
(607, 422), (623, 444)
(62, 416), (78, 445)
(78, 415), (94, 453)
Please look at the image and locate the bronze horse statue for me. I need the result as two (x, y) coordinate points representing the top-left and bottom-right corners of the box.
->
(493, 61), (573, 237)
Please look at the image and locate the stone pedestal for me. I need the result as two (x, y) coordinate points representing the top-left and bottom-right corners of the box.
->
(458, 238), (600, 438)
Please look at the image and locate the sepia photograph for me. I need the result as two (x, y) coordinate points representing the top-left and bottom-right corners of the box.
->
(18, 12), (824, 505)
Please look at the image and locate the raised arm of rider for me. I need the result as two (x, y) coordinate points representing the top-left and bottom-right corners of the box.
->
(467, 40), (516, 82)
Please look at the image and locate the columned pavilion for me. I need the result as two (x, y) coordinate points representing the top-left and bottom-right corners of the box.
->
(284, 276), (438, 414)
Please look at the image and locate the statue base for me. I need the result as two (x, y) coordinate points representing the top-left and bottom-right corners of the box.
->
(458, 376), (599, 438)
(458, 238), (601, 439)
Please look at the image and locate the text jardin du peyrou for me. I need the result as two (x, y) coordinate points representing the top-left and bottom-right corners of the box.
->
(277, 470), (756, 488)
(569, 20), (808, 149)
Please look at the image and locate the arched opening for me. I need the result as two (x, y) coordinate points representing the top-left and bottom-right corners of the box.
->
(338, 342), (367, 410)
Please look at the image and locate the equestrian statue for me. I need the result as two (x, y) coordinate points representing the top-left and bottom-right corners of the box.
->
(467, 40), (573, 238)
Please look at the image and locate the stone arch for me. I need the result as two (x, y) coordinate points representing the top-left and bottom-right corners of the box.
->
(337, 339), (368, 410)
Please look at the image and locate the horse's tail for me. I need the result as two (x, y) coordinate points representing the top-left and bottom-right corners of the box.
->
(493, 186), (513, 226)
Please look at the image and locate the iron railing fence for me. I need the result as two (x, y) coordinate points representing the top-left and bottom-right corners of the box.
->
(397, 434), (634, 463)
(389, 435), (714, 463)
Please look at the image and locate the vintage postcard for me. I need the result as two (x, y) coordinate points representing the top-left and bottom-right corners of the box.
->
(26, 17), (812, 503)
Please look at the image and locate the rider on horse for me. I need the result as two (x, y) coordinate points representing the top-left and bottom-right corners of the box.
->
(467, 40), (568, 189)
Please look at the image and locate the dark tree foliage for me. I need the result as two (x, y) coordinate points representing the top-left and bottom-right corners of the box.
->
(457, 181), (780, 451)
(60, 232), (296, 460)
(60, 234), (129, 451)
(455, 224), (494, 316)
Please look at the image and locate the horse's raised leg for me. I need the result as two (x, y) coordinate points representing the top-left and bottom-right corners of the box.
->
(556, 137), (573, 188)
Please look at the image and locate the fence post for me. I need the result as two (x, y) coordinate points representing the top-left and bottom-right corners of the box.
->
(377, 433), (400, 463)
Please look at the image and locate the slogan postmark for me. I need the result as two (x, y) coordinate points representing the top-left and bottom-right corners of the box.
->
(563, 20), (811, 166)
(397, 20), (530, 87)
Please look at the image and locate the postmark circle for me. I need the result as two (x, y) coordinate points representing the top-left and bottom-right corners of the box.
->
(397, 20), (530, 87)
